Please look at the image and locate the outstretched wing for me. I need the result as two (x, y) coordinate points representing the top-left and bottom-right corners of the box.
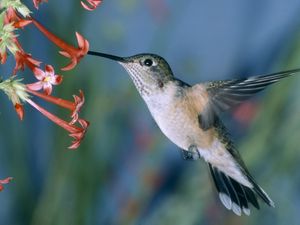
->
(196, 68), (300, 129)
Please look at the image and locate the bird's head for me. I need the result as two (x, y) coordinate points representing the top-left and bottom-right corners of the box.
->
(88, 51), (174, 96)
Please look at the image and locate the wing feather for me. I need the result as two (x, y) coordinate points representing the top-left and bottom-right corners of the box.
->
(196, 68), (300, 129)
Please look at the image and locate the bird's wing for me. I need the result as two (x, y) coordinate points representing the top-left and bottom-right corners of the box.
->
(195, 68), (300, 130)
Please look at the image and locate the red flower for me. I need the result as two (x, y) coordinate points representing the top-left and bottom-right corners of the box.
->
(26, 89), (85, 124)
(27, 65), (63, 95)
(58, 32), (89, 71)
(32, 0), (48, 9)
(68, 119), (89, 149)
(15, 103), (24, 120)
(26, 98), (89, 149)
(70, 90), (85, 124)
(25, 89), (89, 148)
(29, 18), (89, 71)
(4, 7), (32, 28)
(13, 50), (42, 74)
(81, 0), (102, 11)
(0, 77), (89, 149)
(0, 177), (13, 192)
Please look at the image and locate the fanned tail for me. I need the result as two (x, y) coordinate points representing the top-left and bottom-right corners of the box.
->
(208, 163), (274, 216)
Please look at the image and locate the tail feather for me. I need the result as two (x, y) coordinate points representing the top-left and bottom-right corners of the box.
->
(208, 163), (274, 216)
(245, 173), (275, 207)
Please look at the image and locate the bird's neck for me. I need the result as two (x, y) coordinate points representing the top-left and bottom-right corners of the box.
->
(142, 80), (185, 109)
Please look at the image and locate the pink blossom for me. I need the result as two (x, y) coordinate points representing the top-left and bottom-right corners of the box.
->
(27, 65), (63, 95)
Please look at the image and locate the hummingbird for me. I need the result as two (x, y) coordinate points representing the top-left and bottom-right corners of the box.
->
(88, 50), (300, 215)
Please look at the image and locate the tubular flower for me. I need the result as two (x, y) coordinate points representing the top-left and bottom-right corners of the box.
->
(26, 98), (89, 149)
(25, 88), (89, 148)
(27, 65), (63, 95)
(26, 89), (85, 124)
(29, 18), (89, 71)
(0, 177), (13, 192)
(13, 50), (42, 74)
(81, 0), (102, 11)
(70, 90), (84, 124)
(0, 77), (89, 148)
(14, 102), (24, 120)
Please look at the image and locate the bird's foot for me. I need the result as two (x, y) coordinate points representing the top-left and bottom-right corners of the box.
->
(181, 145), (201, 160)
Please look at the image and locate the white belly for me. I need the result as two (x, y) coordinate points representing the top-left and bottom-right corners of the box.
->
(143, 85), (208, 150)
(149, 102), (193, 150)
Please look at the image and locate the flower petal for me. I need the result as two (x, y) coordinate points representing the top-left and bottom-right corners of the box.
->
(45, 64), (54, 74)
(33, 67), (45, 80)
(58, 51), (71, 58)
(15, 103), (24, 120)
(26, 82), (44, 91)
(61, 58), (78, 71)
(43, 83), (52, 95)
(76, 32), (89, 54)
(68, 118), (90, 149)
(70, 90), (85, 124)
(13, 20), (32, 28)
(51, 75), (63, 85)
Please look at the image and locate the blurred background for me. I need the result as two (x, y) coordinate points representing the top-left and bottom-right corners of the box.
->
(1, 0), (300, 224)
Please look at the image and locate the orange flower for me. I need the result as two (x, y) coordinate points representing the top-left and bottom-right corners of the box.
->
(30, 18), (89, 71)
(13, 50), (42, 74)
(26, 89), (88, 149)
(26, 98), (89, 149)
(14, 103), (24, 120)
(0, 78), (89, 149)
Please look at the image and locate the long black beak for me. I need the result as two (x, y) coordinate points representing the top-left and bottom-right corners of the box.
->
(87, 51), (125, 62)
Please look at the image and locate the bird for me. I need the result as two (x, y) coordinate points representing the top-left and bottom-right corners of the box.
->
(87, 50), (300, 215)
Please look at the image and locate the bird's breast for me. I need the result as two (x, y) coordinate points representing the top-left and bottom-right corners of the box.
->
(143, 83), (214, 150)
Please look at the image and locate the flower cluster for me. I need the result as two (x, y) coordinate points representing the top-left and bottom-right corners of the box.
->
(0, 0), (102, 191)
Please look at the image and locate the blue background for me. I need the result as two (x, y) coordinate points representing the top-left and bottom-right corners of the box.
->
(1, 0), (300, 224)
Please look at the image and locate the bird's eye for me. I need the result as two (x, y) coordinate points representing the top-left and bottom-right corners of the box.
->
(144, 58), (153, 67)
